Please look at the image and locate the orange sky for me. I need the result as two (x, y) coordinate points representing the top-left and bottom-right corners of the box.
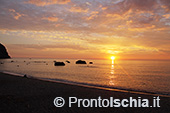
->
(0, 0), (170, 59)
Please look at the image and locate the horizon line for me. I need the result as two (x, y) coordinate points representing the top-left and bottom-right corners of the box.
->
(9, 57), (170, 61)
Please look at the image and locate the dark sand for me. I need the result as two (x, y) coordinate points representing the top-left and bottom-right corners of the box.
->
(0, 72), (170, 113)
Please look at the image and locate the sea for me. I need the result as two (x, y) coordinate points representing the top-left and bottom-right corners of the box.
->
(0, 58), (170, 96)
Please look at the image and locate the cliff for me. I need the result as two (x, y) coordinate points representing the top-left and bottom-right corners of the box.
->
(0, 43), (11, 59)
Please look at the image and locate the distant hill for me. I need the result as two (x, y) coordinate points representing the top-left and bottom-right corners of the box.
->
(0, 43), (11, 59)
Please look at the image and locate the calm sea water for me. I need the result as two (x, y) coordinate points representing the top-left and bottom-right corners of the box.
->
(0, 58), (170, 95)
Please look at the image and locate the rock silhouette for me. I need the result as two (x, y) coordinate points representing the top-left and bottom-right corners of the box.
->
(0, 43), (11, 59)
(54, 61), (65, 66)
(66, 60), (70, 63)
(89, 62), (93, 64)
(76, 60), (87, 64)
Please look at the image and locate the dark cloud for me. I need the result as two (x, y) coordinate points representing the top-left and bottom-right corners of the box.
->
(0, 0), (170, 39)
(7, 43), (87, 51)
(160, 0), (170, 11)
(26, 0), (71, 6)
(0, 0), (169, 32)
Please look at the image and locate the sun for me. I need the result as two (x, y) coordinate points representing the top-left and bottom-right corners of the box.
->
(111, 56), (115, 60)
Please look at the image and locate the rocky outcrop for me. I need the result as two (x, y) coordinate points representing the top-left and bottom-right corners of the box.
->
(54, 61), (65, 66)
(0, 43), (11, 59)
(76, 60), (87, 64)
(89, 62), (93, 64)
(66, 60), (70, 63)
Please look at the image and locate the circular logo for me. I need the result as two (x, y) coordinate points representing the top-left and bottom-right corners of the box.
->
(53, 97), (65, 107)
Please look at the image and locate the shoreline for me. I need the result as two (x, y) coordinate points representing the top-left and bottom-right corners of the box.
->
(1, 71), (170, 97)
(0, 72), (170, 113)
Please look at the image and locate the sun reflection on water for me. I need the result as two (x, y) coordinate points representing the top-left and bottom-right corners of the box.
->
(109, 59), (115, 85)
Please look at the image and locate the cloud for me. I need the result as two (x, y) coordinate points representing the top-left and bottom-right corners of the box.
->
(9, 9), (25, 20)
(6, 43), (100, 58)
(43, 17), (59, 22)
(1, 0), (169, 34)
(85, 11), (99, 20)
(69, 6), (89, 13)
(160, 0), (170, 12)
(7, 43), (87, 51)
(25, 0), (70, 6)
(163, 14), (170, 19)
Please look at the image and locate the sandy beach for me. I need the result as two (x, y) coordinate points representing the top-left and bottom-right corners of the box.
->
(0, 72), (170, 113)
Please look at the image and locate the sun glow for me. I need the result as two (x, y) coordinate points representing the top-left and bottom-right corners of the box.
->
(111, 56), (116, 60)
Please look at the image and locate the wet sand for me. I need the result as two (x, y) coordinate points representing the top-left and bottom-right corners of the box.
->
(0, 72), (170, 113)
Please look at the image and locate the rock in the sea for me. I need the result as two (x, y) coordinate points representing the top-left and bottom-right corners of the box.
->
(0, 43), (11, 59)
(89, 62), (93, 64)
(66, 60), (70, 63)
(76, 60), (87, 64)
(54, 61), (65, 66)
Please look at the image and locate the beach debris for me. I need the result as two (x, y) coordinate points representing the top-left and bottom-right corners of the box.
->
(66, 60), (70, 63)
(76, 60), (87, 64)
(17, 65), (19, 67)
(54, 61), (65, 66)
(0, 62), (4, 64)
(11, 60), (14, 62)
(89, 62), (93, 64)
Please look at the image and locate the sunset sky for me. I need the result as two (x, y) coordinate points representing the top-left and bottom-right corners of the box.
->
(0, 0), (170, 59)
